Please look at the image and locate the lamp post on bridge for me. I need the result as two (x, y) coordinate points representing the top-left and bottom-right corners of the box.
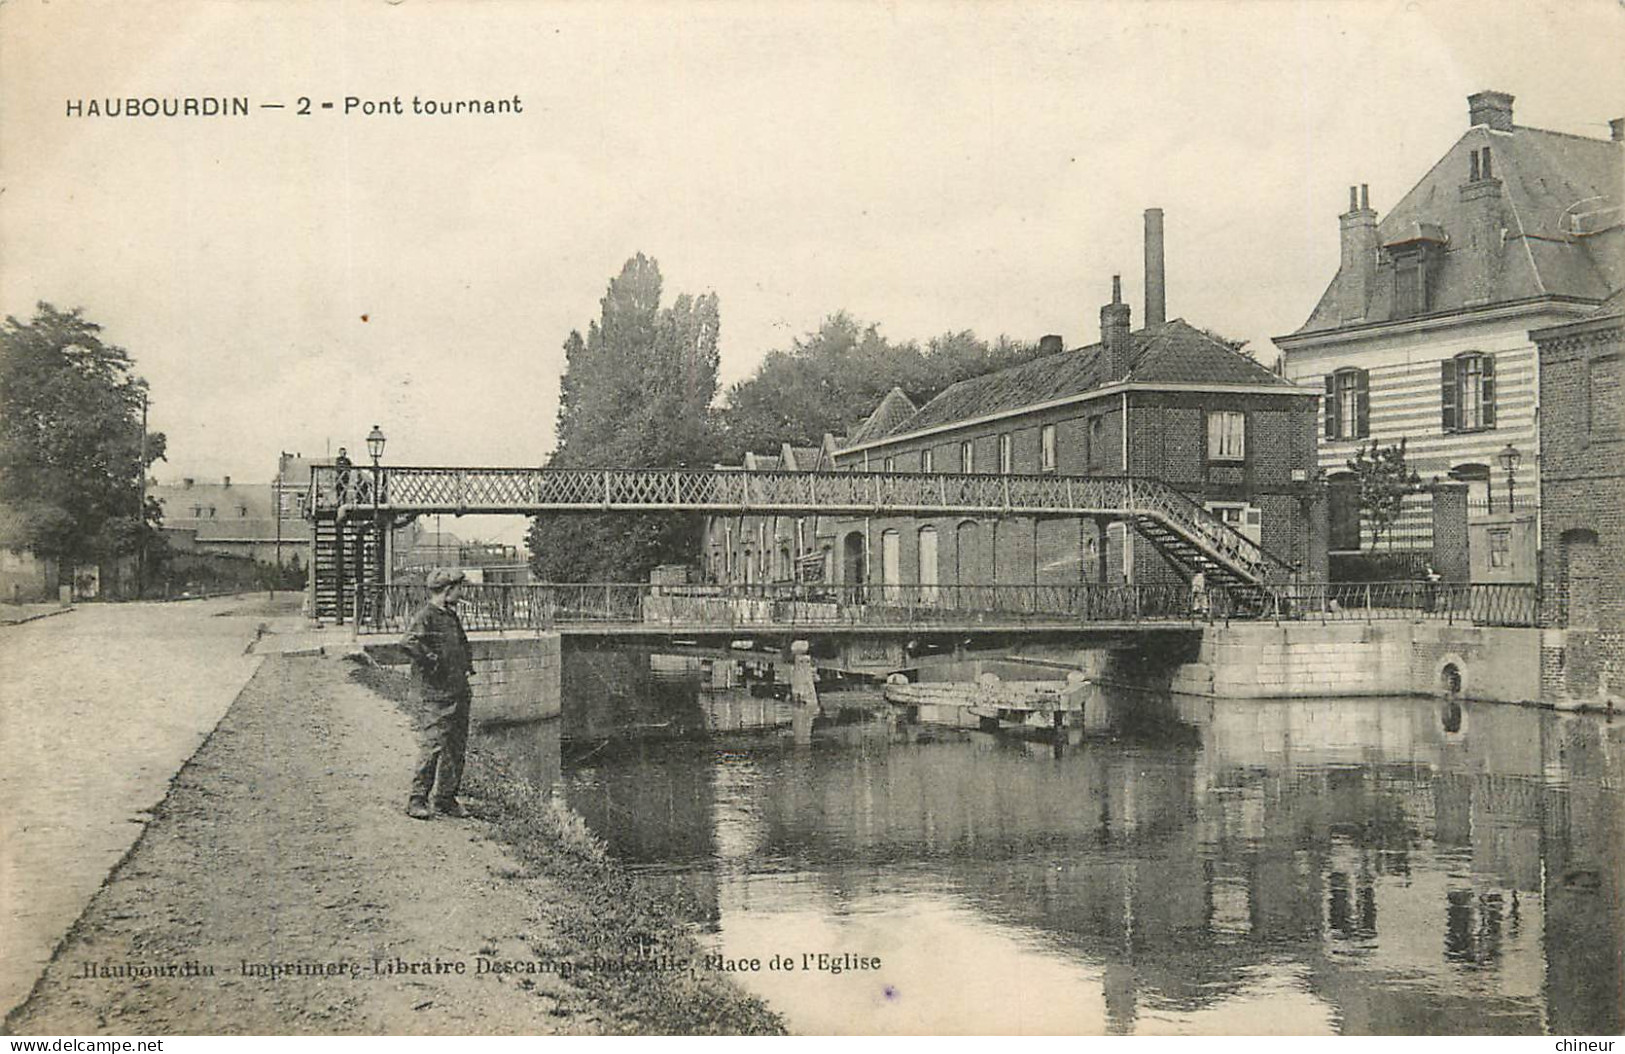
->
(366, 425), (386, 629)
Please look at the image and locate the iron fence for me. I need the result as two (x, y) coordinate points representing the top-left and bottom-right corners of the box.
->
(359, 580), (1204, 635)
(1256, 581), (1537, 626)
(357, 578), (1538, 634)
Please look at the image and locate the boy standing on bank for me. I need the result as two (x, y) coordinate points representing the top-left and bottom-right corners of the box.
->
(401, 568), (475, 819)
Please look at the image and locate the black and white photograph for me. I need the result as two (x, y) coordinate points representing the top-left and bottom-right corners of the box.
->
(1, 0), (1621, 1040)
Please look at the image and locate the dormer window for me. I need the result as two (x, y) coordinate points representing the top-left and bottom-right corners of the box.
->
(1384, 225), (1445, 320)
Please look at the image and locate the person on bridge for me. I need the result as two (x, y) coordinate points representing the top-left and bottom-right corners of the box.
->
(401, 568), (475, 820)
(334, 448), (353, 504)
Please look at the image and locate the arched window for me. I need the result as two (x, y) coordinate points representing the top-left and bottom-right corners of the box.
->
(918, 526), (939, 603)
(841, 531), (866, 587)
(1442, 353), (1496, 433)
(880, 529), (901, 601)
(955, 520), (981, 594)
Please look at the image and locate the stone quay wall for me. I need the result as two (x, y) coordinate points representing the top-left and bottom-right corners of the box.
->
(1166, 621), (1542, 703)
(469, 633), (562, 721)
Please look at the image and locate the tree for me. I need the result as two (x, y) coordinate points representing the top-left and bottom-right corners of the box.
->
(527, 256), (721, 581)
(0, 304), (167, 575)
(1346, 438), (1420, 550)
(719, 316), (1039, 460)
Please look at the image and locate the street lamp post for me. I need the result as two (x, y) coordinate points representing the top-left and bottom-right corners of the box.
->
(1498, 442), (1521, 514)
(366, 425), (386, 629)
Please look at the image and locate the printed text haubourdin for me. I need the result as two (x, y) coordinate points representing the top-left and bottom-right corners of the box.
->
(65, 95), (523, 118)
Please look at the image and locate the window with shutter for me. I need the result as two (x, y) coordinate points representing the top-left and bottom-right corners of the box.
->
(1355, 370), (1370, 438)
(1446, 352), (1493, 431)
(1325, 375), (1337, 439)
(1331, 369), (1367, 439)
(1441, 357), (1458, 432)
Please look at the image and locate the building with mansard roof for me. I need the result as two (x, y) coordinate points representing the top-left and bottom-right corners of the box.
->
(705, 209), (1325, 597)
(1275, 91), (1623, 583)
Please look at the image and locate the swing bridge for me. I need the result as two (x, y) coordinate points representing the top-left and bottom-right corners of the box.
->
(304, 463), (1302, 636)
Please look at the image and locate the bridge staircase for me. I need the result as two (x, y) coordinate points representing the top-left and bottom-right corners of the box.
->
(1122, 478), (1298, 591)
(311, 515), (386, 622)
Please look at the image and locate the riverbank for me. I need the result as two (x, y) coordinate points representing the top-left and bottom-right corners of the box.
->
(5, 650), (783, 1036)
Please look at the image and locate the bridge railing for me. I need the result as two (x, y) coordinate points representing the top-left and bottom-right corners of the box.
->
(307, 464), (1298, 588)
(311, 464), (1165, 515)
(1252, 581), (1538, 626)
(358, 578), (1539, 634)
(358, 580), (1206, 635)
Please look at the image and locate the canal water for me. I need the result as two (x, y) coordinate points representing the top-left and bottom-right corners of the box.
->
(481, 645), (1623, 1036)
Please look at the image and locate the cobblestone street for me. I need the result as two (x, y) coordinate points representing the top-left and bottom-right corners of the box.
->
(0, 597), (291, 1018)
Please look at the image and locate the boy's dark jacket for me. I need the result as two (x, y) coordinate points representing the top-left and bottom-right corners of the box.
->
(401, 602), (474, 698)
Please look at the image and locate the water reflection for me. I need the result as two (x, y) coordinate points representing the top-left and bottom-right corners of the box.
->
(484, 646), (1623, 1035)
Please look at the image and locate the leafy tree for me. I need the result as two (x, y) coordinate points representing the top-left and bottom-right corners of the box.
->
(1346, 438), (1420, 550)
(527, 256), (721, 581)
(720, 316), (1039, 460)
(0, 304), (166, 574)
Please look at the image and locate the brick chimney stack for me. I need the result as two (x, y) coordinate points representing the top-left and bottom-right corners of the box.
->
(1468, 90), (1515, 132)
(1101, 275), (1133, 380)
(1337, 183), (1378, 324)
(1460, 134), (1506, 306)
(1143, 207), (1166, 328)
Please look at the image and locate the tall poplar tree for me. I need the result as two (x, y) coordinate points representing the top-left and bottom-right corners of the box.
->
(527, 255), (721, 581)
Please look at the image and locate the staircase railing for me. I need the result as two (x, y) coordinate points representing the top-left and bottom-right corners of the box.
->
(1121, 477), (1299, 585)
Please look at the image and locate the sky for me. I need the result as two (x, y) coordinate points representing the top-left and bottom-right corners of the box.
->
(2, 0), (1621, 545)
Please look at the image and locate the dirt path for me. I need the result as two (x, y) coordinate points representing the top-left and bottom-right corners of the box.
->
(7, 653), (606, 1034)
(0, 599), (272, 1018)
(7, 646), (783, 1036)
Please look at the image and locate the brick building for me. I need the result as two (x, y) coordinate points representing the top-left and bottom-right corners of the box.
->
(151, 459), (307, 566)
(701, 439), (839, 585)
(1275, 92), (1622, 583)
(1532, 292), (1624, 707)
(706, 210), (1325, 594)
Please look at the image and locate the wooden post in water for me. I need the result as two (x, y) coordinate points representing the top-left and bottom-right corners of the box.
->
(789, 639), (817, 745)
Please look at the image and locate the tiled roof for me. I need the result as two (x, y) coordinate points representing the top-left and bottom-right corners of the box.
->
(1296, 124), (1622, 334)
(785, 445), (823, 471)
(846, 387), (918, 445)
(876, 319), (1297, 441)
